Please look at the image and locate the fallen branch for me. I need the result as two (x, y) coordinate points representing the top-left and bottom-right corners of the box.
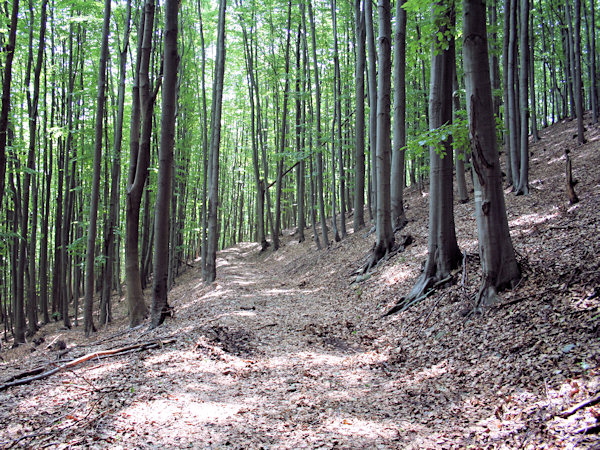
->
(0, 338), (176, 392)
(558, 392), (600, 418)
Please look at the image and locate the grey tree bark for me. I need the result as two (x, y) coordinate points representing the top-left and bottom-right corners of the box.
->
(515, 0), (529, 195)
(307, 0), (329, 246)
(391, 0), (408, 229)
(365, 0), (378, 218)
(463, 0), (521, 307)
(353, 0), (366, 232)
(125, 1), (154, 327)
(373, 0), (394, 261)
(100, 0), (131, 327)
(572, 0), (586, 144)
(407, 0), (461, 300)
(84, 0), (111, 336)
(150, 0), (179, 327)
(0, 0), (19, 218)
(204, 0), (227, 283)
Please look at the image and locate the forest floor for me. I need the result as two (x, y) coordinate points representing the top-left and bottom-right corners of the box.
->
(1, 115), (600, 449)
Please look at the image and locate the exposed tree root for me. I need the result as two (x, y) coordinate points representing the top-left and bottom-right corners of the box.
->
(382, 274), (453, 317)
(351, 235), (414, 281)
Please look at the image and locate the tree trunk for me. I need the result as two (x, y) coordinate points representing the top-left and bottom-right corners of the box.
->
(572, 0), (586, 144)
(391, 0), (408, 229)
(0, 0), (19, 218)
(507, 0), (520, 188)
(502, 0), (513, 186)
(332, 0), (346, 239)
(373, 0), (394, 262)
(463, 0), (522, 307)
(204, 0), (226, 284)
(453, 60), (469, 203)
(83, 0), (111, 336)
(354, 0), (366, 232)
(100, 0), (131, 327)
(295, 25), (306, 242)
(126, 1), (155, 327)
(528, 8), (539, 141)
(307, 0), (329, 246)
(365, 0), (378, 218)
(515, 0), (529, 195)
(150, 0), (179, 326)
(408, 0), (462, 300)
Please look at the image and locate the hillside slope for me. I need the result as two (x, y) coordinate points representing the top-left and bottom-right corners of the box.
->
(1, 116), (599, 448)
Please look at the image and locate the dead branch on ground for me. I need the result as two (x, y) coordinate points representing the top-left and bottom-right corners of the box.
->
(0, 338), (176, 392)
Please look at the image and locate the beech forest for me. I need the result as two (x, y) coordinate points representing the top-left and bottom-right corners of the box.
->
(0, 0), (599, 447)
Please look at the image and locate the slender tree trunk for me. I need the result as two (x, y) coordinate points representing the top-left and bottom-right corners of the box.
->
(365, 0), (377, 218)
(307, 0), (329, 246)
(453, 61), (469, 203)
(295, 25), (306, 242)
(515, 0), (529, 195)
(354, 0), (366, 231)
(0, 0), (19, 217)
(508, 0), (520, 188)
(274, 0), (294, 249)
(463, 0), (521, 307)
(572, 0), (586, 143)
(100, 0), (131, 326)
(391, 0), (407, 228)
(592, 0), (598, 123)
(83, 0), (111, 336)
(529, 6), (539, 141)
(204, 0), (226, 284)
(502, 0), (513, 186)
(332, 0), (346, 239)
(373, 0), (394, 263)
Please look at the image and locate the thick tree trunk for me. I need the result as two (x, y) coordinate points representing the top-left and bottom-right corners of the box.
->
(126, 1), (153, 328)
(204, 0), (226, 284)
(408, 0), (461, 300)
(354, 0), (366, 231)
(463, 0), (521, 307)
(391, 0), (408, 229)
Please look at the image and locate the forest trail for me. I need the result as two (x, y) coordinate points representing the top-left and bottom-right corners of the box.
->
(2, 115), (600, 448)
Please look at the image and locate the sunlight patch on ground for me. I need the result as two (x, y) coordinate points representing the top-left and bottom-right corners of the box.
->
(120, 397), (242, 428)
(509, 210), (559, 230)
(400, 361), (449, 386)
(325, 415), (401, 440)
(381, 265), (414, 285)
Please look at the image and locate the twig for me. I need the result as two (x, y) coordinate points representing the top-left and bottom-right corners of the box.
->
(558, 393), (600, 418)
